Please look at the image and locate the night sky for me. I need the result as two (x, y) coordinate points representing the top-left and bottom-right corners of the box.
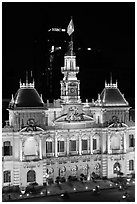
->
(2, 2), (135, 106)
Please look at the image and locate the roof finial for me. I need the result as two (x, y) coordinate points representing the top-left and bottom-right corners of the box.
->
(19, 78), (22, 87)
(110, 73), (112, 85)
(40, 94), (44, 103)
(116, 80), (118, 88)
(26, 70), (28, 84)
(105, 80), (107, 87)
(11, 94), (14, 103)
(31, 70), (33, 79)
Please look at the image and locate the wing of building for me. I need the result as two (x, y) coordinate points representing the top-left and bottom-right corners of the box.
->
(2, 36), (135, 188)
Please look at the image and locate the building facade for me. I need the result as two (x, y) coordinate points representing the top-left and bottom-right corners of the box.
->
(2, 40), (135, 188)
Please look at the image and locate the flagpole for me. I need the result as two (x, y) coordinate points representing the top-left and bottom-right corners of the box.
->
(70, 16), (73, 56)
(70, 33), (73, 56)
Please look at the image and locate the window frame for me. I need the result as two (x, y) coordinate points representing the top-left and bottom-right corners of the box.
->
(46, 141), (53, 153)
(3, 171), (11, 183)
(70, 140), (77, 152)
(82, 139), (88, 151)
(58, 140), (65, 152)
(3, 141), (12, 156)
(129, 135), (135, 147)
(129, 160), (134, 171)
(93, 138), (97, 150)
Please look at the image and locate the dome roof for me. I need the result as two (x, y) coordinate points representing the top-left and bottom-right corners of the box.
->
(14, 88), (44, 107)
(9, 81), (44, 108)
(100, 82), (129, 106)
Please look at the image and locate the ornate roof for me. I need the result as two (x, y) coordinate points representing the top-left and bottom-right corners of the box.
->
(9, 81), (44, 108)
(97, 81), (129, 107)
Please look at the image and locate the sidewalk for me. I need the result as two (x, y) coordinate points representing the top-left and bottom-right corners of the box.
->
(2, 179), (135, 202)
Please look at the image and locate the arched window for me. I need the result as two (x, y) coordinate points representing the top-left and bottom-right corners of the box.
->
(27, 170), (36, 182)
(70, 140), (76, 151)
(3, 141), (12, 156)
(58, 141), (64, 152)
(46, 138), (53, 153)
(113, 162), (121, 174)
(3, 171), (11, 183)
(82, 139), (88, 150)
(92, 134), (100, 151)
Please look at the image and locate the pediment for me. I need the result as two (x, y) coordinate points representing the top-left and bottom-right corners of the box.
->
(54, 113), (94, 123)
(108, 122), (128, 128)
(20, 126), (44, 132)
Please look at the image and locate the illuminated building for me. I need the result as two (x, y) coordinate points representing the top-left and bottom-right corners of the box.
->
(2, 38), (135, 188)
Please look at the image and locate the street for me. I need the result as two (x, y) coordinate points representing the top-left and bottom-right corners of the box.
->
(10, 185), (135, 202)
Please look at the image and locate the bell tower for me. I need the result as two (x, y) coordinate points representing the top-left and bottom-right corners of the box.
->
(60, 40), (81, 104)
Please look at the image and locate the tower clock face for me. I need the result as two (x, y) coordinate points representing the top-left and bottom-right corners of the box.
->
(70, 88), (75, 93)
(68, 82), (78, 96)
(69, 86), (77, 95)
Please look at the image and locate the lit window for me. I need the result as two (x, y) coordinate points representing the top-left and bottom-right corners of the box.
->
(129, 160), (134, 171)
(93, 139), (97, 150)
(58, 141), (64, 152)
(46, 141), (52, 153)
(3, 171), (11, 183)
(82, 140), (88, 151)
(129, 135), (134, 147)
(3, 141), (12, 156)
(70, 140), (76, 151)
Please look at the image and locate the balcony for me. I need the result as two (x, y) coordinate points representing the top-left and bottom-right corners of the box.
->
(23, 155), (40, 161)
(46, 153), (55, 158)
(81, 150), (90, 155)
(111, 149), (124, 154)
(69, 151), (79, 156)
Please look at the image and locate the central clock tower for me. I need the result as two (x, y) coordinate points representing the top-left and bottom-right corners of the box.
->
(60, 41), (81, 104)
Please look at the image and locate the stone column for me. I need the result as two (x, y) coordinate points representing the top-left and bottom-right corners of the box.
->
(67, 137), (69, 156)
(20, 139), (22, 161)
(107, 134), (111, 154)
(39, 138), (42, 159)
(55, 134), (58, 157)
(123, 133), (126, 153)
(45, 139), (47, 157)
(79, 136), (82, 155)
(90, 135), (93, 154)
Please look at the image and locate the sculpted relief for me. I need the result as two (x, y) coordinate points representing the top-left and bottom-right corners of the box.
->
(66, 106), (84, 122)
